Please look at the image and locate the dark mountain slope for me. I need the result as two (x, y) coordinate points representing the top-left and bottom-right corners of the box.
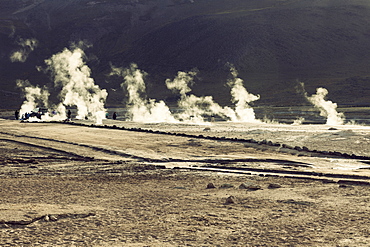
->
(1, 0), (370, 109)
(122, 2), (370, 105)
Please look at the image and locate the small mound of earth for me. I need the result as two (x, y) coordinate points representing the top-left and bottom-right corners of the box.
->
(0, 204), (100, 226)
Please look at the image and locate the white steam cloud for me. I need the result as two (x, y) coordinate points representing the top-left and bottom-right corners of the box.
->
(8, 23), (15, 38)
(16, 80), (49, 118)
(165, 70), (229, 123)
(226, 65), (260, 122)
(16, 52), (260, 125)
(16, 45), (260, 125)
(10, 38), (38, 63)
(108, 64), (262, 124)
(303, 84), (345, 125)
(110, 63), (176, 123)
(165, 66), (260, 123)
(17, 45), (108, 124)
(45, 46), (108, 124)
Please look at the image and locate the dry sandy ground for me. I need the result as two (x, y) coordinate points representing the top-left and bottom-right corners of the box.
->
(1, 119), (370, 246)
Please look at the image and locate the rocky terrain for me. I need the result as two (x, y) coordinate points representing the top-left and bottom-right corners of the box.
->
(1, 118), (370, 246)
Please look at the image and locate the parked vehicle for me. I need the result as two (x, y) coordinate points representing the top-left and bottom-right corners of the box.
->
(29, 107), (48, 119)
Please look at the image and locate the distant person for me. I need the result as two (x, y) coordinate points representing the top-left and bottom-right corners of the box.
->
(15, 110), (19, 120)
(106, 112), (109, 119)
(67, 110), (71, 119)
(113, 112), (117, 120)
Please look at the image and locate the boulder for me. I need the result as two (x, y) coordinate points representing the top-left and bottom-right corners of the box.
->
(220, 183), (234, 189)
(206, 183), (216, 189)
(239, 183), (261, 191)
(225, 196), (237, 204)
(268, 183), (282, 189)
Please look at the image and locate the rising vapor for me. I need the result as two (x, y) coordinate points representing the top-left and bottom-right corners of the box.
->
(165, 70), (230, 123)
(16, 47), (262, 125)
(10, 38), (38, 63)
(110, 63), (176, 123)
(45, 46), (108, 124)
(226, 65), (260, 122)
(302, 83), (345, 125)
(165, 66), (261, 123)
(16, 79), (49, 119)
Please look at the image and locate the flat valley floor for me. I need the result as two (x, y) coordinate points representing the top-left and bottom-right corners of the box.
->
(1, 119), (370, 246)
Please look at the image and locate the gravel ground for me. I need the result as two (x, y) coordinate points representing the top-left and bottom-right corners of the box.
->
(1, 119), (370, 246)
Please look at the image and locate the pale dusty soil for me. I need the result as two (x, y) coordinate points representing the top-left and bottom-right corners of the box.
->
(1, 119), (370, 246)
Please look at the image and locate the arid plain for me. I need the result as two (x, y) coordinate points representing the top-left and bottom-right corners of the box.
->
(1, 116), (370, 246)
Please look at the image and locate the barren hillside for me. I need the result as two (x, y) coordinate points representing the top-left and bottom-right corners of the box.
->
(1, 0), (370, 109)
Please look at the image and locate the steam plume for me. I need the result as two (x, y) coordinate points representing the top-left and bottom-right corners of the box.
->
(110, 63), (176, 123)
(165, 67), (261, 123)
(16, 80), (69, 121)
(226, 65), (260, 122)
(45, 46), (107, 124)
(303, 84), (345, 125)
(16, 79), (49, 118)
(10, 38), (38, 63)
(8, 23), (15, 38)
(165, 70), (229, 123)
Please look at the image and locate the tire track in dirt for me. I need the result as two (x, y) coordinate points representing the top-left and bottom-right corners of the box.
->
(2, 122), (370, 183)
(0, 138), (92, 159)
(176, 165), (370, 185)
(0, 132), (312, 166)
(65, 121), (370, 161)
(0, 132), (141, 162)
